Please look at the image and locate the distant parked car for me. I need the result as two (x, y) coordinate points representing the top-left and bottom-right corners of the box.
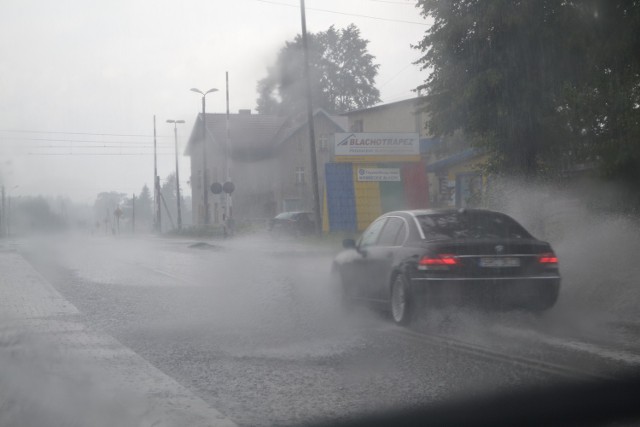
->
(331, 209), (561, 325)
(268, 211), (315, 237)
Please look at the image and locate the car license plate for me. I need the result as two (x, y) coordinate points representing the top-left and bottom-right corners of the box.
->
(479, 257), (520, 267)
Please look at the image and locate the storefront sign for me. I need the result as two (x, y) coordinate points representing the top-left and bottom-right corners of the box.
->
(335, 133), (420, 157)
(357, 167), (401, 182)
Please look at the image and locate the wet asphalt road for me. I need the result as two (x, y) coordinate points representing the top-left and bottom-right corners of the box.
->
(21, 233), (640, 426)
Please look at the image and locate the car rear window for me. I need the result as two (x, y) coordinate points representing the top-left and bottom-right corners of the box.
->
(416, 211), (532, 240)
(275, 212), (296, 220)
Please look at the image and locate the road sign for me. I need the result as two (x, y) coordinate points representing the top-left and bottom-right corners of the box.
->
(210, 182), (223, 194)
(223, 181), (235, 194)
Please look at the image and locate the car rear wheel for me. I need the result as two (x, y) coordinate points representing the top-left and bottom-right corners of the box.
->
(390, 274), (413, 325)
(529, 295), (559, 314)
(527, 283), (560, 313)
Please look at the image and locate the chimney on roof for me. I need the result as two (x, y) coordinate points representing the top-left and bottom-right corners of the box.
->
(238, 109), (251, 115)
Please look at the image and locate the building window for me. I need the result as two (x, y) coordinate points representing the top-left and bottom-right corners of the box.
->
(318, 134), (328, 152)
(295, 167), (305, 185)
(351, 119), (363, 132)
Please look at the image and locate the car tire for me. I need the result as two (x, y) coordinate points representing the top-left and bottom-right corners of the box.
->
(529, 298), (557, 314)
(390, 274), (413, 326)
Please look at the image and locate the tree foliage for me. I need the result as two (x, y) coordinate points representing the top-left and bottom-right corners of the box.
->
(256, 24), (381, 115)
(160, 173), (178, 226)
(570, 0), (640, 185)
(415, 0), (640, 183)
(93, 191), (126, 221)
(13, 197), (66, 232)
(136, 184), (153, 223)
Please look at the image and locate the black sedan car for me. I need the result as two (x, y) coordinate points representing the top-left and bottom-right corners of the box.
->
(332, 209), (561, 325)
(268, 211), (315, 237)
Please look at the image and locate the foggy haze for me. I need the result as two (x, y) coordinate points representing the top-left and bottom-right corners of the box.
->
(1, 1), (640, 426)
(0, 0), (426, 203)
(3, 194), (639, 425)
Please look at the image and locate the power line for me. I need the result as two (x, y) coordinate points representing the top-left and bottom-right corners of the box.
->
(252, 0), (428, 26)
(26, 145), (167, 149)
(0, 129), (171, 138)
(379, 63), (415, 88)
(27, 152), (176, 156)
(3, 137), (172, 146)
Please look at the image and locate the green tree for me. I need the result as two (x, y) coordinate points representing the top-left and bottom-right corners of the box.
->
(562, 1), (640, 185)
(13, 197), (66, 232)
(136, 184), (153, 224)
(256, 24), (381, 115)
(93, 192), (126, 223)
(415, 0), (596, 179)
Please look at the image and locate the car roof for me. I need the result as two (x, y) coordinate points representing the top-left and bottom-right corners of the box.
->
(382, 208), (503, 217)
(274, 211), (313, 218)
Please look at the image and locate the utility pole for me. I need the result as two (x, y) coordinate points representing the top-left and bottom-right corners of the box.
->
(114, 207), (121, 234)
(1, 186), (5, 237)
(132, 194), (136, 234)
(167, 119), (185, 230)
(300, 0), (322, 236)
(153, 115), (162, 232)
(225, 71), (233, 226)
(175, 122), (182, 231)
(6, 195), (10, 237)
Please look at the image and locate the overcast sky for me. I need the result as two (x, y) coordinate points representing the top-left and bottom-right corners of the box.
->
(0, 0), (429, 204)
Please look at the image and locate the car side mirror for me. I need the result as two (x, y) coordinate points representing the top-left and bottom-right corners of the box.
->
(342, 238), (357, 249)
(343, 238), (368, 258)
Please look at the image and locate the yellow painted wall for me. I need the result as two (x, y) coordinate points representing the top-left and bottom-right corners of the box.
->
(352, 164), (382, 231)
(322, 188), (329, 233)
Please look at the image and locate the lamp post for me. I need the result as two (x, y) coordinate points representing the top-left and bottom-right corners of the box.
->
(166, 119), (185, 230)
(191, 87), (218, 226)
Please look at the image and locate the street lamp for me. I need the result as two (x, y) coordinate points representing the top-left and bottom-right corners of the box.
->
(166, 119), (185, 230)
(191, 87), (218, 225)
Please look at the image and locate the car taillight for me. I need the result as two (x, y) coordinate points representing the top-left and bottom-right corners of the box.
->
(538, 252), (558, 264)
(418, 254), (460, 270)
